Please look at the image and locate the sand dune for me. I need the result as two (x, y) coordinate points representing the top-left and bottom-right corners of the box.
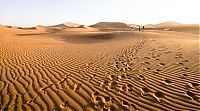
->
(154, 21), (182, 27)
(144, 24), (155, 28)
(89, 22), (131, 32)
(63, 22), (83, 28)
(35, 23), (97, 33)
(144, 22), (199, 35)
(0, 23), (200, 111)
(50, 23), (70, 29)
(50, 22), (85, 29)
(128, 24), (139, 28)
(90, 22), (130, 28)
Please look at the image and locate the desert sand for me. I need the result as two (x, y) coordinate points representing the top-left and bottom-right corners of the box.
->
(0, 22), (200, 111)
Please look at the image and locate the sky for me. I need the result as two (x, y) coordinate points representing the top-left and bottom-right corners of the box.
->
(0, 0), (199, 27)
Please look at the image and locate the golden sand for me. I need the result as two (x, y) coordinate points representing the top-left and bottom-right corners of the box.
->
(0, 24), (199, 110)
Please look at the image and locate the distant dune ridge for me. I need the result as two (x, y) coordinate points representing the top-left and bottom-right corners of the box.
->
(154, 21), (182, 27)
(144, 24), (156, 28)
(35, 25), (49, 30)
(48, 22), (85, 29)
(1, 21), (198, 31)
(128, 24), (140, 28)
(63, 22), (83, 28)
(0, 21), (199, 35)
(90, 22), (130, 28)
(1, 21), (199, 35)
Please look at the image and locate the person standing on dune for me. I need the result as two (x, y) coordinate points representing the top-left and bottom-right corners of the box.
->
(139, 26), (141, 31)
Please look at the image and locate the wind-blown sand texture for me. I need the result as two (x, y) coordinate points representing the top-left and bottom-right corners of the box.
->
(0, 24), (200, 111)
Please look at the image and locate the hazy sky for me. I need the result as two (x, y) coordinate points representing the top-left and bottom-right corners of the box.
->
(0, 0), (199, 27)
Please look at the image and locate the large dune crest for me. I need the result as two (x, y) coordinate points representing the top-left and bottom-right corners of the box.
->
(90, 22), (130, 28)
(50, 22), (86, 29)
(154, 21), (182, 27)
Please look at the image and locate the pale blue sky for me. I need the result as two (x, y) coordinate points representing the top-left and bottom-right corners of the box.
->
(0, 0), (199, 27)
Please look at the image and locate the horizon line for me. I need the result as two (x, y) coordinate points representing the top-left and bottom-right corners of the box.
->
(1, 20), (199, 28)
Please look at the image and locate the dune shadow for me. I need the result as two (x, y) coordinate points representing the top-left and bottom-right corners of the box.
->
(16, 30), (136, 44)
(62, 33), (114, 43)
(57, 32), (133, 44)
(16, 33), (50, 36)
(17, 27), (37, 30)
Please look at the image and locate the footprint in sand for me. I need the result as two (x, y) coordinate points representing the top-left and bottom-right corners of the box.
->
(127, 84), (134, 92)
(161, 79), (173, 86)
(118, 73), (127, 80)
(100, 79), (109, 87)
(180, 73), (189, 79)
(155, 58), (160, 61)
(153, 91), (165, 102)
(122, 85), (128, 91)
(103, 96), (112, 103)
(143, 56), (151, 60)
(73, 83), (82, 91)
(91, 91), (100, 99)
(140, 87), (151, 96)
(185, 91), (200, 102)
(155, 69), (162, 72)
(186, 83), (199, 89)
(142, 61), (150, 65)
(144, 67), (151, 71)
(177, 62), (184, 65)
(153, 69), (162, 74)
(183, 59), (189, 62)
(122, 100), (129, 108)
(110, 81), (118, 89)
(184, 67), (189, 70)
(92, 96), (104, 108)
(158, 63), (165, 66)
(137, 74), (145, 81)
(108, 74), (116, 81)
(94, 96), (104, 109)
(95, 96), (102, 102)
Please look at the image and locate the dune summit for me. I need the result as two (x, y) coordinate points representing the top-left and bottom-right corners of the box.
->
(49, 22), (84, 29)
(63, 22), (83, 28)
(90, 22), (130, 28)
(0, 22), (199, 111)
(154, 21), (182, 27)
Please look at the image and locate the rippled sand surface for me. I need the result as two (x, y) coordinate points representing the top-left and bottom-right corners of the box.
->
(0, 26), (199, 110)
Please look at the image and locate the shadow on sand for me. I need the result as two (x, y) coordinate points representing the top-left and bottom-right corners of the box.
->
(16, 33), (51, 36)
(56, 31), (136, 44)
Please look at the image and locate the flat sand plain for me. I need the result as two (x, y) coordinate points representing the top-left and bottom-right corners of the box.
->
(0, 24), (200, 111)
